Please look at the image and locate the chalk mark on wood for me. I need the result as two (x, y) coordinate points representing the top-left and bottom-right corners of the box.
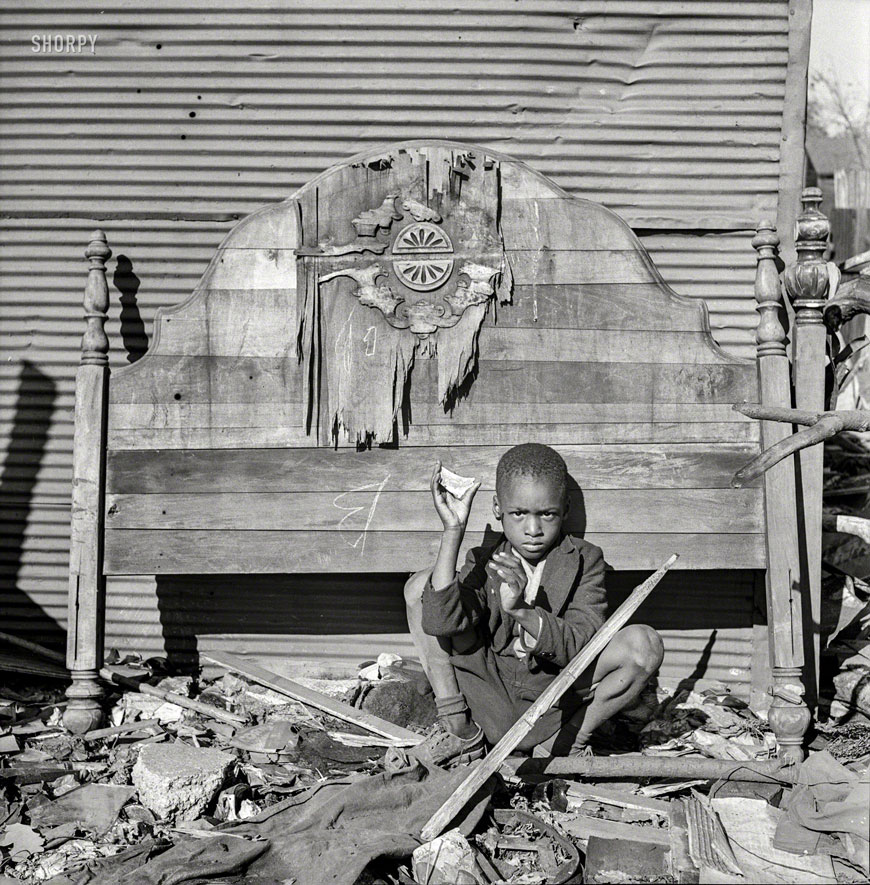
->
(363, 326), (377, 356)
(333, 474), (391, 551)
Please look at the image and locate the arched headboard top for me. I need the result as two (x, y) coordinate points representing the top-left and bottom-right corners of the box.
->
(104, 141), (762, 574)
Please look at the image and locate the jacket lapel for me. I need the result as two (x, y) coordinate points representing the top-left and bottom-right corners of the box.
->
(537, 534), (580, 614)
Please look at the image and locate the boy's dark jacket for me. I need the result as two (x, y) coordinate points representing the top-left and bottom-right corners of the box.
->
(421, 532), (607, 672)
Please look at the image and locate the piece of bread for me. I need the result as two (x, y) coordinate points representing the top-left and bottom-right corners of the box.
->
(440, 467), (476, 499)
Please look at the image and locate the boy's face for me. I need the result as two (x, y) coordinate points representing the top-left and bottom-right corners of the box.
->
(493, 474), (568, 563)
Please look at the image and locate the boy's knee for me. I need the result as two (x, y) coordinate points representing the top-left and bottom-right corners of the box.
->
(618, 624), (664, 675)
(614, 624), (665, 676)
(403, 569), (431, 607)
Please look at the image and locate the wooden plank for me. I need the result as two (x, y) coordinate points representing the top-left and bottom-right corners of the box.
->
(419, 555), (677, 842)
(107, 425), (321, 450)
(110, 354), (756, 411)
(110, 356), (755, 406)
(109, 355), (303, 404)
(143, 284), (713, 339)
(500, 198), (641, 252)
(476, 328), (730, 364)
(564, 784), (672, 816)
(109, 401), (753, 431)
(555, 815), (672, 847)
(202, 651), (422, 745)
(390, 422), (759, 446)
(102, 530), (766, 574)
(494, 283), (708, 332)
(106, 420), (759, 449)
(105, 489), (763, 534)
(507, 249), (657, 285)
(131, 324), (735, 364)
(106, 444), (763, 494)
(126, 288), (298, 358)
(410, 360), (758, 405)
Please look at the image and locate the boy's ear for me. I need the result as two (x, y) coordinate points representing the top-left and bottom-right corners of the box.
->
(492, 493), (502, 521)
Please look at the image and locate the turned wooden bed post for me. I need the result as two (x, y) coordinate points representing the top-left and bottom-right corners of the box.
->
(63, 230), (111, 733)
(783, 187), (831, 709)
(754, 220), (811, 763)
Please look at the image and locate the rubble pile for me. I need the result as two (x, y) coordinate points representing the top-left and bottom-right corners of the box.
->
(0, 646), (866, 885)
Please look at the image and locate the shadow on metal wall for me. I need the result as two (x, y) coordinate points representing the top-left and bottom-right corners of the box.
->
(0, 361), (66, 653)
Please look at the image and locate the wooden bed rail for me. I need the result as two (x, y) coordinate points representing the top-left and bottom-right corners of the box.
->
(64, 230), (111, 734)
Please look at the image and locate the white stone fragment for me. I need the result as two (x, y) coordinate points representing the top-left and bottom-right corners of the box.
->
(132, 741), (234, 821)
(439, 467), (476, 499)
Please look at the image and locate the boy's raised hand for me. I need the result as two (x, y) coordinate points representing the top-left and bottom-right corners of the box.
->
(430, 460), (481, 531)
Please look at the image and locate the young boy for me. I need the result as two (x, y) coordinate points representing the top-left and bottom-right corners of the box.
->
(404, 443), (663, 757)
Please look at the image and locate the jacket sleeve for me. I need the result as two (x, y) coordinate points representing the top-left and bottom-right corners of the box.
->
(525, 543), (607, 668)
(420, 545), (490, 638)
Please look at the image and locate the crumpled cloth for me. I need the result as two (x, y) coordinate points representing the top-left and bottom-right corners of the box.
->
(232, 762), (495, 884)
(774, 750), (869, 875)
(78, 763), (494, 885)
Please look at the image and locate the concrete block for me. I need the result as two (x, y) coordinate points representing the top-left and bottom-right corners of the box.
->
(132, 741), (234, 821)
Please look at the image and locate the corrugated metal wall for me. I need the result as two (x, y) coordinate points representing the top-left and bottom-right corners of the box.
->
(1, 1), (795, 689)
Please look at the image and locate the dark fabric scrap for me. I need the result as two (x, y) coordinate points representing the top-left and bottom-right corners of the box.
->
(775, 750), (869, 875)
(230, 762), (495, 885)
(82, 764), (494, 885)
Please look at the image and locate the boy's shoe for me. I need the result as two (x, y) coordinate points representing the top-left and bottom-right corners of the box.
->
(411, 724), (487, 768)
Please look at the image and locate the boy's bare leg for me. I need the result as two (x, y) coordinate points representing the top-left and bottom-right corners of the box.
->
(404, 568), (478, 739)
(538, 624), (664, 756)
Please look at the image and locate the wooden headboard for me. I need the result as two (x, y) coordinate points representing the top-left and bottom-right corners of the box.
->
(99, 141), (762, 576)
(66, 142), (832, 764)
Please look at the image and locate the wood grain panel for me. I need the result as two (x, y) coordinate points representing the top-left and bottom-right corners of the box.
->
(107, 420), (759, 450)
(126, 288), (298, 358)
(103, 530), (766, 574)
(500, 198), (641, 252)
(507, 249), (657, 285)
(385, 422), (759, 447)
(475, 328), (728, 364)
(106, 445), (762, 495)
(492, 284), (708, 331)
(110, 356), (303, 404)
(145, 284), (717, 343)
(105, 489), (763, 534)
(128, 322), (733, 364)
(109, 356), (755, 406)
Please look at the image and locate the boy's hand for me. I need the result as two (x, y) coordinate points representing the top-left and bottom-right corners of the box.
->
(430, 460), (481, 531)
(489, 551), (528, 613)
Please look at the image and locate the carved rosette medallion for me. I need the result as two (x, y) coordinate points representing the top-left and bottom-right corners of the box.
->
(391, 222), (455, 291)
(309, 193), (502, 349)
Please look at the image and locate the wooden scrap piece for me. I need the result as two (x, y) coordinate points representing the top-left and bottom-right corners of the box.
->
(203, 651), (422, 745)
(421, 554), (677, 842)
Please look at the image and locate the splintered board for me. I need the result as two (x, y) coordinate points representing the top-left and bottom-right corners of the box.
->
(104, 143), (762, 575)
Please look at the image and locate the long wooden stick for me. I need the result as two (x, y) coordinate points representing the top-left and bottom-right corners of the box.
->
(203, 651), (423, 745)
(98, 668), (247, 726)
(420, 554), (678, 842)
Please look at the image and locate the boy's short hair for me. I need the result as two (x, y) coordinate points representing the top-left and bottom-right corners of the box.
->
(496, 443), (568, 499)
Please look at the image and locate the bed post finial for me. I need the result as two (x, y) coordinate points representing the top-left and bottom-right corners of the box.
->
(753, 218), (810, 763)
(64, 230), (112, 734)
(753, 220), (786, 357)
(783, 187), (830, 712)
(82, 230), (111, 365)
